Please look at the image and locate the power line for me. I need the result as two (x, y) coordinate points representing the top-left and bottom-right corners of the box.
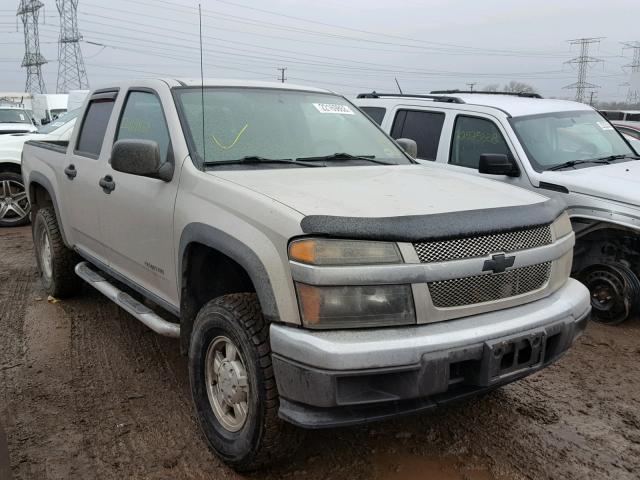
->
(563, 37), (604, 103)
(56, 0), (89, 92)
(17, 0), (47, 93)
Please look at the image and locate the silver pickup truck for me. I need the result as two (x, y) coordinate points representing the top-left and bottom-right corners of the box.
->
(21, 79), (590, 471)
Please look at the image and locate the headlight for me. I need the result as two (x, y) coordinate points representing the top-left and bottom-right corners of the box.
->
(552, 212), (573, 238)
(289, 238), (402, 265)
(295, 283), (415, 329)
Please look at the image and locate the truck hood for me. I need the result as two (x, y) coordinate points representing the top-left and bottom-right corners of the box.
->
(539, 161), (640, 206)
(211, 164), (548, 217)
(0, 123), (37, 134)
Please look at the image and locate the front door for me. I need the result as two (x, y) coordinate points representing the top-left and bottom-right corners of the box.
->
(98, 88), (181, 306)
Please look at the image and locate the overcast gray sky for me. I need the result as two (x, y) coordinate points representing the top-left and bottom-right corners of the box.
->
(1, 0), (637, 100)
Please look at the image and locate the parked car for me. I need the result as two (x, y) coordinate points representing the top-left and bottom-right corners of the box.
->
(0, 109), (79, 227)
(22, 79), (590, 470)
(0, 104), (38, 135)
(600, 110), (640, 122)
(355, 91), (640, 324)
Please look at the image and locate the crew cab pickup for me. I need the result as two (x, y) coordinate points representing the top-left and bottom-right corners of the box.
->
(22, 79), (590, 471)
(355, 91), (640, 325)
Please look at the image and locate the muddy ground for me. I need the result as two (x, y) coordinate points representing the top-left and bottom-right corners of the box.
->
(1, 226), (639, 480)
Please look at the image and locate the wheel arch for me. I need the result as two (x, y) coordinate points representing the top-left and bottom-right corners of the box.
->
(0, 162), (22, 176)
(178, 223), (281, 354)
(26, 172), (70, 246)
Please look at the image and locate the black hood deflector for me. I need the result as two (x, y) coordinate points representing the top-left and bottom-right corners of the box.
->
(300, 197), (566, 242)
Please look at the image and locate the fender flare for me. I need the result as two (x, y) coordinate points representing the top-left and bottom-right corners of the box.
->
(27, 171), (71, 247)
(178, 222), (281, 322)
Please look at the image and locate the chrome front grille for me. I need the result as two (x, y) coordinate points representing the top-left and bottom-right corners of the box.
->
(413, 226), (552, 264)
(428, 262), (552, 308)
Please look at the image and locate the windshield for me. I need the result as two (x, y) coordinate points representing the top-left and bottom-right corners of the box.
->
(37, 108), (80, 134)
(174, 88), (408, 166)
(510, 110), (636, 172)
(0, 108), (31, 124)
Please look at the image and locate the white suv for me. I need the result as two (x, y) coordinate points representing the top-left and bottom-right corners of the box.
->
(354, 91), (640, 325)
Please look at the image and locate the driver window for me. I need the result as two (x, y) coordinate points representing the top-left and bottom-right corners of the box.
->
(450, 116), (512, 169)
(116, 91), (171, 164)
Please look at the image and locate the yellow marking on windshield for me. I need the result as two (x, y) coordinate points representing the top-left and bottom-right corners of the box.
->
(211, 124), (248, 150)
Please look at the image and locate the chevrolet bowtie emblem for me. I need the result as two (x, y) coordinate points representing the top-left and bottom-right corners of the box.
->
(482, 253), (516, 274)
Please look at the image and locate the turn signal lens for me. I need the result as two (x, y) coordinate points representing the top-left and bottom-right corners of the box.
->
(552, 212), (573, 238)
(289, 238), (402, 265)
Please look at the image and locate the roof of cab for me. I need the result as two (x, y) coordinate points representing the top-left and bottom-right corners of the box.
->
(174, 78), (331, 92)
(355, 92), (594, 118)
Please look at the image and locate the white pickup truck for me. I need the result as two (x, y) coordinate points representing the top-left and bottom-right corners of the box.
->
(22, 79), (589, 471)
(355, 91), (640, 325)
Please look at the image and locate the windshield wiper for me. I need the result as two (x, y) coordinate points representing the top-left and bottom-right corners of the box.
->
(203, 156), (324, 168)
(547, 154), (640, 171)
(296, 152), (396, 165)
(547, 159), (614, 171)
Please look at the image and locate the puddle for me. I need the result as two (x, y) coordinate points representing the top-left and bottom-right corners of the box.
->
(373, 453), (494, 480)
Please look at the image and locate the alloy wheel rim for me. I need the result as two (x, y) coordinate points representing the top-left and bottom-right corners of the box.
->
(205, 336), (250, 432)
(0, 179), (30, 224)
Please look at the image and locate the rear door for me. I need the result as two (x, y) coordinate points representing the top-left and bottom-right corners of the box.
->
(62, 90), (118, 264)
(389, 108), (447, 162)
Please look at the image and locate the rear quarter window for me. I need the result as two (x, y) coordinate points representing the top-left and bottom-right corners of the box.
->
(359, 106), (386, 125)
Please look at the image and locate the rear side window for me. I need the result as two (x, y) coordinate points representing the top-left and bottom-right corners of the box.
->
(627, 113), (640, 122)
(601, 111), (624, 120)
(76, 98), (116, 157)
(116, 91), (171, 164)
(359, 106), (386, 125)
(391, 110), (445, 161)
(450, 116), (512, 169)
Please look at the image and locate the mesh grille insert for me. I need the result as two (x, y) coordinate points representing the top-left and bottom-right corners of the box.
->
(428, 262), (552, 308)
(413, 226), (552, 263)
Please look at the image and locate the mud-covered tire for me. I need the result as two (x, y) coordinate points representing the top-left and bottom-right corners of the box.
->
(188, 293), (298, 471)
(0, 171), (31, 227)
(32, 206), (82, 298)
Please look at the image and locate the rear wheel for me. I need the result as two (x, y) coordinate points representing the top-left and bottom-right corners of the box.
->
(188, 293), (298, 471)
(32, 206), (83, 298)
(579, 263), (640, 325)
(0, 171), (30, 227)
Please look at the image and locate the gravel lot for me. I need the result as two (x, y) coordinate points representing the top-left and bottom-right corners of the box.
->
(1, 225), (639, 480)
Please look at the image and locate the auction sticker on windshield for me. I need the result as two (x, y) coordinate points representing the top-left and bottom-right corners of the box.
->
(597, 121), (615, 131)
(313, 103), (354, 115)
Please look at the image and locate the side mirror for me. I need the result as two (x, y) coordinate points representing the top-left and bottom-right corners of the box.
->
(396, 138), (418, 158)
(111, 139), (173, 182)
(478, 153), (519, 177)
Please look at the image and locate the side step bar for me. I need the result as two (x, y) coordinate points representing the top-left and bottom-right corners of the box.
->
(74, 261), (180, 338)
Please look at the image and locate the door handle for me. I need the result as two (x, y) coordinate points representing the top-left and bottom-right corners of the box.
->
(64, 164), (77, 180)
(99, 175), (116, 194)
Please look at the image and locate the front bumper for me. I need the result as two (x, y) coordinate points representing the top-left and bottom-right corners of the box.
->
(270, 278), (590, 428)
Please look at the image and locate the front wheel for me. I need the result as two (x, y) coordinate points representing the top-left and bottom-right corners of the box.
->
(188, 293), (298, 471)
(0, 171), (31, 227)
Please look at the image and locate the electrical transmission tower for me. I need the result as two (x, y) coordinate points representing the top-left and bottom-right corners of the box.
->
(622, 41), (640, 104)
(17, 0), (47, 94)
(56, 0), (89, 92)
(563, 37), (604, 103)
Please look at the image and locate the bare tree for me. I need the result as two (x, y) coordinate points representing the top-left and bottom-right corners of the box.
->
(503, 81), (538, 94)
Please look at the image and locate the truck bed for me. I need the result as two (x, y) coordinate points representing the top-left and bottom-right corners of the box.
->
(24, 139), (69, 154)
